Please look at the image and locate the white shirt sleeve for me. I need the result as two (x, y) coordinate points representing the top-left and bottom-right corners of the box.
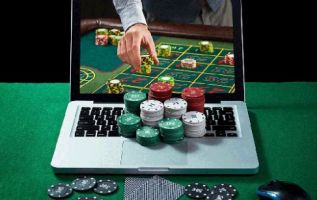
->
(113, 0), (147, 31)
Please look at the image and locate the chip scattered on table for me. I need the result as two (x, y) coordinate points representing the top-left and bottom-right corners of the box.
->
(107, 79), (124, 94)
(157, 44), (172, 57)
(199, 41), (214, 53)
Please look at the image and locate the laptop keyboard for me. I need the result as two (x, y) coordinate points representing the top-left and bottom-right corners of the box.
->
(74, 106), (238, 137)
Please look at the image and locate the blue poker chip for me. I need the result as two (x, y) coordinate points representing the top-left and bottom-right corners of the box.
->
(184, 182), (210, 199)
(77, 197), (102, 200)
(71, 177), (96, 191)
(93, 179), (118, 195)
(47, 183), (73, 199)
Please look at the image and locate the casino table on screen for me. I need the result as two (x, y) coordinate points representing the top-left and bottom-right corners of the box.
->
(0, 20), (316, 200)
(80, 19), (235, 94)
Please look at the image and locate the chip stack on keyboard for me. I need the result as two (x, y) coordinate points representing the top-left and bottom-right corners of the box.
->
(148, 82), (173, 103)
(164, 98), (187, 119)
(181, 87), (205, 113)
(118, 113), (141, 138)
(182, 111), (206, 137)
(159, 118), (184, 144)
(124, 91), (147, 115)
(140, 100), (164, 127)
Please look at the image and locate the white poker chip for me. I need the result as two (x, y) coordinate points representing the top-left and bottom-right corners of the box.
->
(140, 100), (164, 113)
(182, 111), (206, 124)
(164, 98), (187, 110)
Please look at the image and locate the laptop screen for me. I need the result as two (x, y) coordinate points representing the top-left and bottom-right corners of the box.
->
(72, 0), (244, 102)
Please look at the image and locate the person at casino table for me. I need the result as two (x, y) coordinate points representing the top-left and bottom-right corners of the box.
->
(113, 0), (233, 69)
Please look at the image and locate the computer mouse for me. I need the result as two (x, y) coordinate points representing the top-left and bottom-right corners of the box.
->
(256, 180), (312, 200)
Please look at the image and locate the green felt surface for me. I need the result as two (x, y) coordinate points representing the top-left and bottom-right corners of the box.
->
(0, 82), (317, 200)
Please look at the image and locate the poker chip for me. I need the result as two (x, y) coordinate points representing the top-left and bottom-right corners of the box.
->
(181, 87), (205, 113)
(77, 197), (101, 200)
(136, 126), (160, 146)
(140, 100), (164, 127)
(182, 111), (206, 137)
(159, 118), (184, 144)
(93, 179), (118, 195)
(157, 44), (172, 57)
(158, 75), (175, 86)
(164, 98), (187, 119)
(117, 113), (141, 137)
(184, 182), (210, 199)
(124, 91), (147, 115)
(199, 41), (214, 53)
(48, 183), (73, 199)
(212, 183), (238, 198)
(206, 192), (233, 200)
(181, 58), (197, 69)
(95, 28), (108, 36)
(108, 28), (121, 36)
(107, 79), (124, 94)
(71, 177), (96, 192)
(148, 82), (173, 102)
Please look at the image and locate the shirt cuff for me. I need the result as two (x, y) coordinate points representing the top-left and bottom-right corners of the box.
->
(116, 2), (147, 31)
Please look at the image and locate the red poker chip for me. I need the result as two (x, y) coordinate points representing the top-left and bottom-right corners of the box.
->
(182, 87), (204, 98)
(150, 82), (172, 93)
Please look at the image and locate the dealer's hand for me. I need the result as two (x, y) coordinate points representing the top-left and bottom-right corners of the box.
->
(117, 23), (159, 68)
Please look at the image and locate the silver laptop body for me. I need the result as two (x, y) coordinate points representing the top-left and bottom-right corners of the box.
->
(51, 0), (259, 174)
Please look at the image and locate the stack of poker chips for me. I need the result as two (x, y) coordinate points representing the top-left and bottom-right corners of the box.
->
(95, 28), (108, 46)
(124, 91), (147, 115)
(218, 53), (235, 66)
(136, 126), (160, 146)
(108, 28), (122, 46)
(107, 79), (124, 94)
(199, 41), (214, 53)
(182, 111), (206, 137)
(180, 58), (197, 69)
(140, 100), (164, 127)
(164, 98), (187, 119)
(149, 82), (173, 102)
(157, 44), (172, 57)
(117, 113), (141, 138)
(159, 118), (184, 144)
(135, 55), (153, 75)
(158, 75), (175, 86)
(181, 87), (205, 113)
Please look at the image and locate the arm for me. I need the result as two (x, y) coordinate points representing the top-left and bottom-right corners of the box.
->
(113, 0), (159, 68)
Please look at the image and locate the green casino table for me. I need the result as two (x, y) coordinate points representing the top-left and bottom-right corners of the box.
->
(80, 19), (235, 94)
(0, 83), (316, 199)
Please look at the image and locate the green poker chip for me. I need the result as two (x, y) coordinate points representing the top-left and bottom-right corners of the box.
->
(136, 126), (160, 146)
(124, 91), (146, 115)
(117, 113), (141, 137)
(158, 118), (184, 144)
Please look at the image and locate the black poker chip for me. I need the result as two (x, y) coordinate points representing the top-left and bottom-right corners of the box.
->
(211, 183), (238, 198)
(71, 177), (97, 191)
(93, 179), (118, 195)
(47, 183), (73, 199)
(184, 182), (210, 199)
(206, 192), (232, 200)
(77, 197), (101, 200)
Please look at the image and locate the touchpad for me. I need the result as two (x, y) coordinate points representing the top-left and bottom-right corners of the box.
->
(121, 140), (188, 166)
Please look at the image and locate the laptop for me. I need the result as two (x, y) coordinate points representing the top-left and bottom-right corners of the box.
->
(51, 0), (259, 174)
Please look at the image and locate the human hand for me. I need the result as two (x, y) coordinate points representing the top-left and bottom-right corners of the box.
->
(117, 23), (159, 68)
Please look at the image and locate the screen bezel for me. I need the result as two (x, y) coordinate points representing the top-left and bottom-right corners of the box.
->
(70, 0), (245, 103)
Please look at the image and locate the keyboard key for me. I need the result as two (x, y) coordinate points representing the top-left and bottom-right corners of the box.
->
(79, 116), (94, 121)
(227, 133), (238, 137)
(97, 131), (108, 137)
(103, 107), (112, 110)
(97, 120), (107, 125)
(81, 107), (91, 111)
(108, 120), (117, 125)
(77, 125), (99, 131)
(75, 130), (85, 137)
(206, 126), (211, 131)
(86, 130), (96, 137)
(101, 125), (111, 131)
(113, 107), (123, 110)
(216, 130), (226, 137)
(78, 120), (95, 126)
(223, 107), (233, 111)
(108, 130), (119, 137)
(212, 126), (236, 131)
(205, 133), (215, 137)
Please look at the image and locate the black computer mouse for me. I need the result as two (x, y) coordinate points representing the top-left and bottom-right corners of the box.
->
(256, 180), (312, 200)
